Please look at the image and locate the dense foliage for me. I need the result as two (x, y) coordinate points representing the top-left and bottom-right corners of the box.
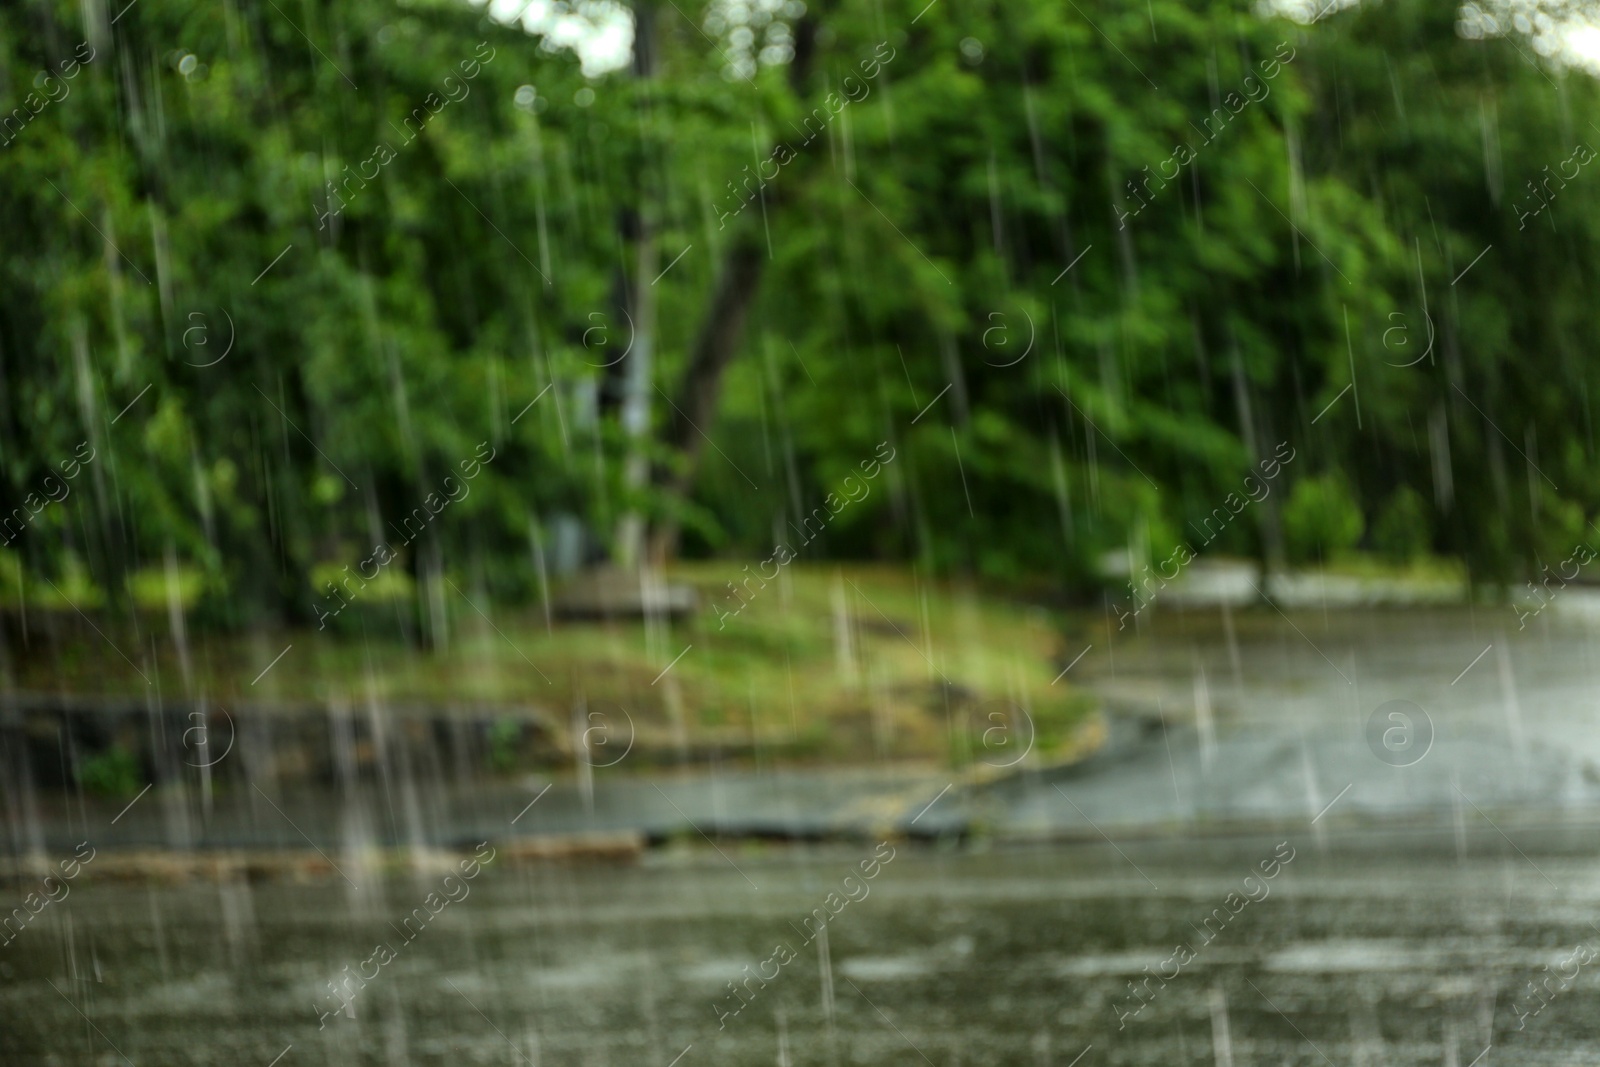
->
(2, 0), (1597, 631)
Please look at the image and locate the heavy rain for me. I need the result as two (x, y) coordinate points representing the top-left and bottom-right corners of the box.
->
(3, 0), (1600, 1063)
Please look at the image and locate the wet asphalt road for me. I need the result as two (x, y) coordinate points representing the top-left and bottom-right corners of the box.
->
(7, 603), (1600, 1064)
(5, 830), (1600, 1066)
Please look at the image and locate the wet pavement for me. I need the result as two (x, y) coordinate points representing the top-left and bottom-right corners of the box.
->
(7, 602), (1600, 1064)
(5, 831), (1600, 1065)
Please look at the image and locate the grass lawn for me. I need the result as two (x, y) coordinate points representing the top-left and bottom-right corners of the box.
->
(8, 564), (1097, 769)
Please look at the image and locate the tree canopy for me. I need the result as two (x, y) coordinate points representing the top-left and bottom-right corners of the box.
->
(3, 0), (1597, 632)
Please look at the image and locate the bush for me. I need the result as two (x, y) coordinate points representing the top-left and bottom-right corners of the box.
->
(1282, 475), (1364, 563)
(1373, 487), (1430, 563)
(488, 718), (523, 773)
(78, 745), (142, 798)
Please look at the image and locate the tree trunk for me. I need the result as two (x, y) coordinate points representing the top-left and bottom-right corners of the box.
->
(644, 7), (821, 562)
(648, 237), (766, 561)
(612, 5), (659, 569)
(613, 219), (657, 569)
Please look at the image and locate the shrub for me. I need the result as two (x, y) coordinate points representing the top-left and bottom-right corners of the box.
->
(1373, 487), (1430, 563)
(78, 745), (142, 798)
(1283, 475), (1364, 563)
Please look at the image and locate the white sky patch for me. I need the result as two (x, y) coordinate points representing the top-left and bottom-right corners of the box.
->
(1260, 0), (1600, 78)
(706, 0), (801, 81)
(1256, 0), (1361, 23)
(471, 0), (635, 77)
(479, 0), (1600, 82)
(467, 0), (802, 83)
(1461, 0), (1600, 74)
(1564, 20), (1600, 70)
